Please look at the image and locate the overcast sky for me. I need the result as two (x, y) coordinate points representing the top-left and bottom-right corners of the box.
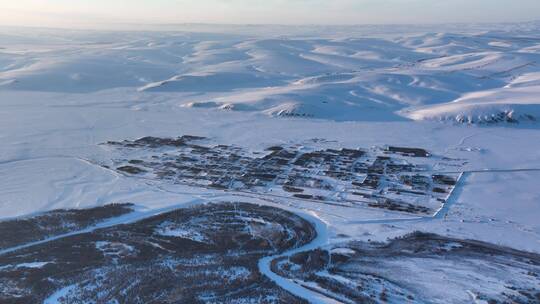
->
(1, 0), (540, 28)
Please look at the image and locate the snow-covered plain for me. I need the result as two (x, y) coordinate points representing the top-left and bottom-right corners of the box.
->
(1, 23), (540, 303)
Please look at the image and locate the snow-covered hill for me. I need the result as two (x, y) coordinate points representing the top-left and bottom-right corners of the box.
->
(2, 25), (540, 124)
(1, 24), (540, 304)
(403, 72), (540, 125)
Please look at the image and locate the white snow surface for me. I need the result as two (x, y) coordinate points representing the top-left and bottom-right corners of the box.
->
(2, 24), (540, 123)
(0, 23), (540, 303)
(403, 73), (540, 124)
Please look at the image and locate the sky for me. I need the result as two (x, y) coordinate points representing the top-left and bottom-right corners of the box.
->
(1, 0), (540, 29)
